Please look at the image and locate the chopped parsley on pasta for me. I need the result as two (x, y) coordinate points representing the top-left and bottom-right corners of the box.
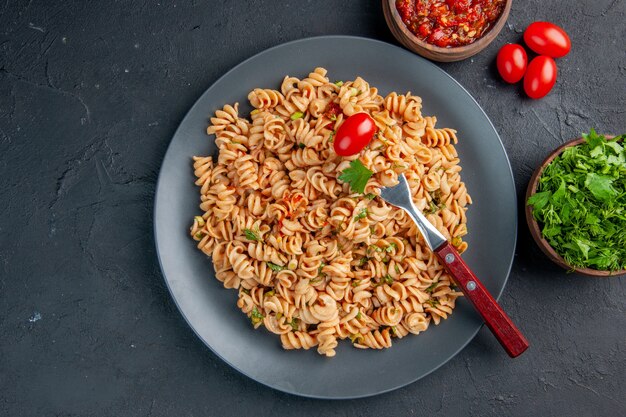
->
(190, 68), (471, 357)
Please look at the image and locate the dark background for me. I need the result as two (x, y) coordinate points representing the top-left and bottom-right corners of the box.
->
(1, 0), (625, 416)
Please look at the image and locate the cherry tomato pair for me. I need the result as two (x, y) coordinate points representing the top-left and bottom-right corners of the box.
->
(496, 21), (571, 99)
(497, 45), (557, 99)
(333, 112), (377, 156)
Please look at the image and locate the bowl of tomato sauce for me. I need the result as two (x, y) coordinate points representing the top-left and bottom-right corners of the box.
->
(383, 0), (512, 62)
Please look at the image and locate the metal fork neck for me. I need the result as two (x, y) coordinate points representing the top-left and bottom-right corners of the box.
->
(401, 201), (447, 251)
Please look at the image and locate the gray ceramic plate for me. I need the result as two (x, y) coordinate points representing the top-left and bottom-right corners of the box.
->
(154, 36), (517, 399)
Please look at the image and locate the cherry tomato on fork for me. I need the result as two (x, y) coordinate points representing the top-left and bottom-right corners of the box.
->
(524, 22), (571, 58)
(524, 56), (557, 99)
(497, 44), (528, 84)
(333, 113), (377, 156)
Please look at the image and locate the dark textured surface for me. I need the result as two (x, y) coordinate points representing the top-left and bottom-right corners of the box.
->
(0, 0), (624, 415)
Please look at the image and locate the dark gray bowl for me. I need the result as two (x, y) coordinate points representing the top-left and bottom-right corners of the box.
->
(154, 36), (517, 399)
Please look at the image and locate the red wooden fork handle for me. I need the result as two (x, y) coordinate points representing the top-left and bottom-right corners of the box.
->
(435, 242), (529, 358)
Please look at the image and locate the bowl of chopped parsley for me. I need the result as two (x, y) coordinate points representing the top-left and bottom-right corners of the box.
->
(526, 130), (626, 276)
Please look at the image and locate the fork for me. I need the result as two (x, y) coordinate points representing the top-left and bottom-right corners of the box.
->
(380, 174), (529, 357)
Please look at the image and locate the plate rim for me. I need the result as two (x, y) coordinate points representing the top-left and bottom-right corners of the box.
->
(153, 35), (518, 399)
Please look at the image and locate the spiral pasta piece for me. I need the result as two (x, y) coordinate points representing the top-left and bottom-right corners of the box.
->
(316, 316), (340, 357)
(354, 328), (393, 350)
(248, 88), (284, 109)
(281, 331), (318, 350)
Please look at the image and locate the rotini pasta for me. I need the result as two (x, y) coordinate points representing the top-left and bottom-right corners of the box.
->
(191, 68), (470, 356)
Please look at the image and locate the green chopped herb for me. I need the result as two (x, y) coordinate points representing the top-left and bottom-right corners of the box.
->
(364, 193), (376, 200)
(250, 307), (264, 325)
(290, 111), (304, 120)
(425, 281), (438, 293)
(193, 231), (206, 240)
(366, 245), (378, 257)
(529, 192), (553, 212)
(330, 114), (337, 121)
(385, 243), (397, 253)
(451, 236), (462, 247)
(349, 333), (363, 344)
(338, 159), (374, 194)
(382, 257), (389, 263)
(585, 173), (616, 201)
(390, 326), (397, 336)
(350, 87), (358, 97)
(276, 312), (283, 320)
(425, 299), (439, 307)
(318, 262), (327, 277)
(394, 264), (400, 274)
(242, 288), (250, 295)
(527, 129), (626, 271)
(267, 262), (285, 272)
(354, 208), (368, 222)
(356, 312), (362, 320)
(358, 257), (369, 267)
(425, 200), (439, 214)
(264, 290), (275, 298)
(430, 190), (442, 203)
(334, 80), (344, 87)
(391, 163), (407, 169)
(309, 276), (323, 284)
(298, 143), (305, 149)
(289, 318), (300, 331)
(244, 228), (261, 242)
(382, 274), (394, 285)
(329, 130), (335, 143)
(194, 216), (205, 226)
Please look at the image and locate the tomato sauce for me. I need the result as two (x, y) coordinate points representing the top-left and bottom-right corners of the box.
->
(324, 102), (342, 119)
(324, 101), (342, 129)
(396, 0), (506, 48)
